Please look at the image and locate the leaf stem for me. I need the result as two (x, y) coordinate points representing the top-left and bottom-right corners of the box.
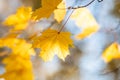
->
(58, 0), (103, 33)
(58, 10), (74, 33)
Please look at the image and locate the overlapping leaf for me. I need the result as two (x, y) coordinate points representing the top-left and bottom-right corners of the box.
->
(32, 0), (62, 20)
(33, 29), (73, 61)
(0, 52), (34, 80)
(0, 37), (35, 80)
(0, 38), (35, 56)
(54, 1), (66, 23)
(3, 6), (32, 30)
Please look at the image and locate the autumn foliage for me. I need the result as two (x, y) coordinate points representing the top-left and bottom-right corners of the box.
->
(0, 0), (118, 80)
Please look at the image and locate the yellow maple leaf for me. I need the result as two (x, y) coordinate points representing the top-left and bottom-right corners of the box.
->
(71, 8), (99, 39)
(32, 0), (62, 20)
(3, 6), (32, 30)
(54, 1), (66, 23)
(102, 42), (120, 62)
(33, 29), (73, 61)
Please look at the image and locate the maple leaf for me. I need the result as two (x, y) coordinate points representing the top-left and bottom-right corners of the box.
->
(32, 0), (62, 20)
(102, 42), (120, 62)
(54, 1), (66, 23)
(33, 29), (73, 61)
(71, 8), (99, 39)
(3, 6), (32, 30)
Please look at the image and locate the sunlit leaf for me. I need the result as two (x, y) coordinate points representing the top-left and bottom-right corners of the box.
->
(3, 6), (32, 30)
(0, 38), (35, 56)
(33, 29), (73, 61)
(0, 53), (34, 80)
(71, 8), (99, 39)
(102, 42), (120, 62)
(54, 1), (66, 23)
(76, 26), (98, 39)
(0, 38), (35, 80)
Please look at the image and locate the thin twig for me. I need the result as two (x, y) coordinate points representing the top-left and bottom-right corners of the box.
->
(67, 0), (96, 9)
(97, 0), (103, 2)
(103, 20), (120, 33)
(58, 0), (103, 33)
(111, 20), (120, 31)
(58, 0), (103, 10)
(101, 65), (120, 75)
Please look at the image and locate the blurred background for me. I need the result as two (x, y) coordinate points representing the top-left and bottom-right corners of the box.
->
(0, 0), (120, 80)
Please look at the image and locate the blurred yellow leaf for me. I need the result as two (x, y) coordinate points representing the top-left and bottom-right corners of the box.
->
(76, 26), (98, 39)
(54, 1), (66, 23)
(71, 8), (99, 39)
(33, 29), (73, 61)
(32, 0), (62, 20)
(0, 38), (19, 48)
(102, 42), (120, 62)
(4, 6), (32, 30)
(0, 52), (34, 80)
(0, 38), (35, 56)
(0, 38), (35, 80)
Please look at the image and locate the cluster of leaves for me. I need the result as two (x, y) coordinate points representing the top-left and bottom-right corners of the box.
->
(0, 0), (119, 79)
(0, 38), (35, 80)
(2, 0), (100, 62)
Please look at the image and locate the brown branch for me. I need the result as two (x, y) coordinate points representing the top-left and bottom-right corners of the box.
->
(67, 0), (96, 9)
(58, 0), (103, 10)
(58, 0), (103, 33)
(101, 65), (120, 75)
